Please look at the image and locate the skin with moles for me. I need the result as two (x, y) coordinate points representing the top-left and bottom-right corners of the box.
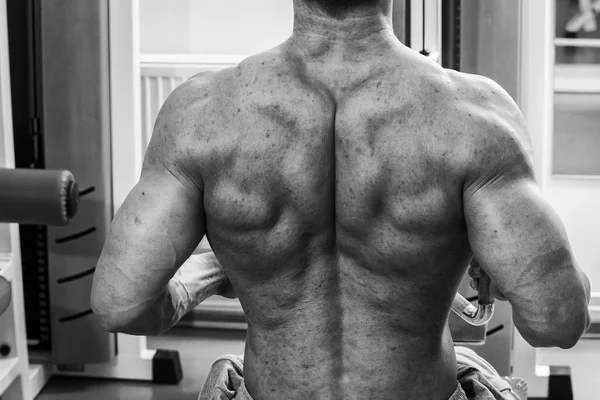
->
(91, 1), (591, 399)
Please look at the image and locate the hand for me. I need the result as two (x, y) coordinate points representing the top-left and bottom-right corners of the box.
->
(192, 244), (237, 298)
(219, 278), (237, 299)
(467, 258), (508, 302)
(189, 251), (238, 299)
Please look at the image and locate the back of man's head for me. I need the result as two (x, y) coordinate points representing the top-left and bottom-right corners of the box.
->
(302, 0), (380, 18)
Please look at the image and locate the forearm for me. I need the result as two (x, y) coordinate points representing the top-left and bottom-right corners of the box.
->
(109, 252), (229, 336)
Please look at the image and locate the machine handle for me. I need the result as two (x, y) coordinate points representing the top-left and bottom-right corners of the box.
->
(0, 168), (80, 226)
(451, 267), (495, 327)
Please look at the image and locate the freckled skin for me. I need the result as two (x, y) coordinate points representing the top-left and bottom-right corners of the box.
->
(156, 32), (588, 400)
(179, 42), (469, 399)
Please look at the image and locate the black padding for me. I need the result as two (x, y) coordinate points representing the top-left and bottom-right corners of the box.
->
(548, 374), (573, 400)
(152, 349), (184, 385)
(0, 168), (79, 226)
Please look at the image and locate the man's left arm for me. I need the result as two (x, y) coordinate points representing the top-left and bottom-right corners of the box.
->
(91, 80), (228, 336)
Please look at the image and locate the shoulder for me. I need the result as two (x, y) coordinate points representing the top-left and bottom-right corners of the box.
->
(142, 70), (230, 182)
(147, 67), (239, 148)
(436, 70), (536, 189)
(159, 64), (245, 117)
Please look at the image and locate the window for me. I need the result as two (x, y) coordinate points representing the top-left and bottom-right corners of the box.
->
(553, 0), (600, 176)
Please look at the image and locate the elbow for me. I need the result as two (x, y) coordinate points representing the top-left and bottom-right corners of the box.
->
(558, 308), (592, 349)
(90, 273), (136, 333)
(517, 307), (591, 349)
(523, 331), (582, 350)
(90, 287), (136, 333)
(95, 315), (123, 334)
(90, 292), (164, 336)
(91, 303), (144, 334)
(90, 296), (125, 333)
(90, 273), (121, 332)
(92, 311), (119, 333)
(523, 330), (583, 350)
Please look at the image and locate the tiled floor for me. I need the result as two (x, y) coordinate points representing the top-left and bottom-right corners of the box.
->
(35, 328), (247, 400)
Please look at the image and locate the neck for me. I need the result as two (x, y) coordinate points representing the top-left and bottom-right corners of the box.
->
(290, 1), (396, 45)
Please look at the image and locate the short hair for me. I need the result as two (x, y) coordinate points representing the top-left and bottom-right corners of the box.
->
(302, 0), (379, 18)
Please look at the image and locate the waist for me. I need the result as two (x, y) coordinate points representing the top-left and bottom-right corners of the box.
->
(243, 324), (458, 400)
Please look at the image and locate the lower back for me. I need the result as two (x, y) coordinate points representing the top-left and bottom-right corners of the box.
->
(244, 329), (459, 400)
(204, 238), (468, 400)
(238, 251), (461, 400)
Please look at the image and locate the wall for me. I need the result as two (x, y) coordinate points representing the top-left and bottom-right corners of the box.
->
(0, 114), (8, 252)
(545, 179), (600, 287)
(139, 0), (293, 55)
(0, 4), (13, 254)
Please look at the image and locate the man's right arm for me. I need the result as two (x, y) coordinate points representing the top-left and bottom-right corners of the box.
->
(461, 78), (591, 349)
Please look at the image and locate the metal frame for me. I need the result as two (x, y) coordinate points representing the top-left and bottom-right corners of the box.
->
(0, 1), (161, 398)
(55, 0), (160, 386)
(45, 0), (160, 386)
(0, 0), (34, 397)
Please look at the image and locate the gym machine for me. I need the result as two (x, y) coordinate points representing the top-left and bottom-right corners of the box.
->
(0, 1), (181, 399)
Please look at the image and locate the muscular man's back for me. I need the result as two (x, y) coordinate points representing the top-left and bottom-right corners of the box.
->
(190, 41), (481, 399)
(92, 3), (591, 399)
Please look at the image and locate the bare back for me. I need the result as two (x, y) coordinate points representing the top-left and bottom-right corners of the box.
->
(179, 42), (491, 400)
(91, 10), (590, 398)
